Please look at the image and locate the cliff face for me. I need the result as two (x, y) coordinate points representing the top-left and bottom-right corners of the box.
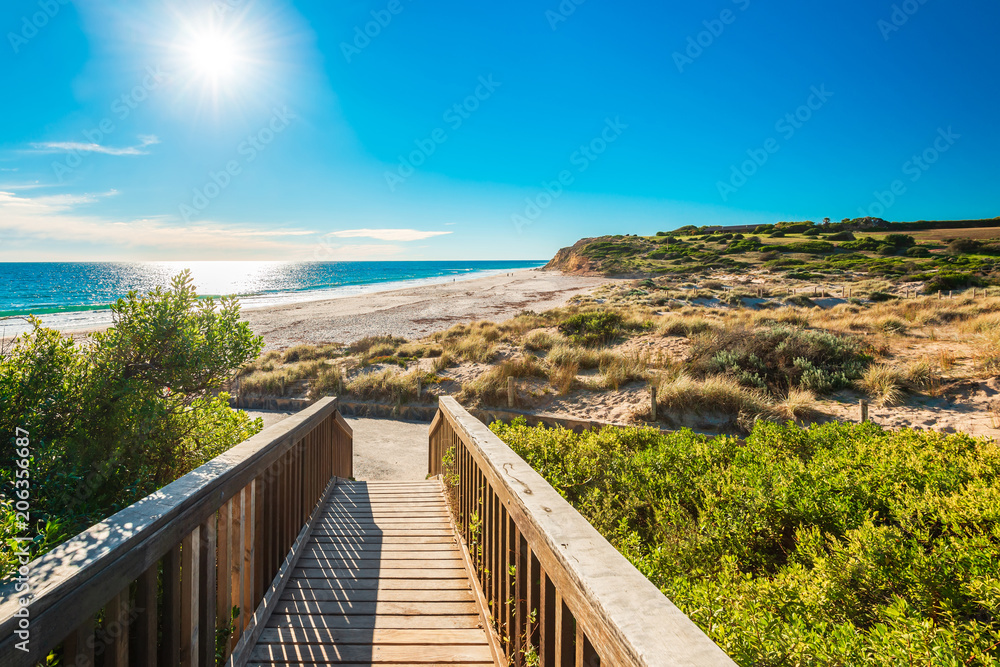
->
(543, 237), (603, 275)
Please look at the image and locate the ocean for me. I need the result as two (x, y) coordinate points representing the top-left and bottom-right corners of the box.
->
(0, 260), (546, 338)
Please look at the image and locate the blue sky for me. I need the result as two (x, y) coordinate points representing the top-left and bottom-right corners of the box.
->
(0, 0), (997, 261)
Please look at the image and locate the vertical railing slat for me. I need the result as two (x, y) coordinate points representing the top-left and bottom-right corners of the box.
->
(135, 564), (158, 667)
(63, 614), (95, 667)
(105, 590), (129, 667)
(180, 527), (200, 667)
(217, 496), (232, 659)
(161, 543), (182, 667)
(199, 512), (217, 667)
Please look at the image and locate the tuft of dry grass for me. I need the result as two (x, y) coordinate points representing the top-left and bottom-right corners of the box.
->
(588, 351), (651, 391)
(549, 362), (578, 395)
(459, 356), (547, 406)
(449, 334), (498, 363)
(772, 388), (819, 422)
(346, 368), (429, 403)
(874, 316), (908, 335)
(310, 365), (344, 399)
(238, 360), (326, 396)
(858, 364), (906, 407)
(524, 329), (562, 351)
(653, 373), (770, 416)
(282, 343), (342, 363)
(347, 335), (406, 356)
(547, 344), (615, 370)
(657, 316), (714, 337)
(431, 351), (454, 373)
(973, 330), (1000, 373)
(902, 359), (938, 392)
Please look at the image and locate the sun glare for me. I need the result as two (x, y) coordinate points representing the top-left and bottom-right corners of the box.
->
(187, 30), (241, 81)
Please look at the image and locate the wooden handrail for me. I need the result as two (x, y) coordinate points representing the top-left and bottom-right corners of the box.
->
(0, 397), (353, 667)
(429, 397), (735, 666)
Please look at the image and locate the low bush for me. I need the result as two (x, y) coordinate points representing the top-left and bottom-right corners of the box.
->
(559, 311), (624, 346)
(924, 271), (982, 294)
(490, 419), (1000, 665)
(687, 325), (870, 394)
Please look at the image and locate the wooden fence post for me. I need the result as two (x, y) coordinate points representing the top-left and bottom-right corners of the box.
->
(650, 386), (657, 422)
(507, 377), (515, 408)
(860, 400), (869, 423)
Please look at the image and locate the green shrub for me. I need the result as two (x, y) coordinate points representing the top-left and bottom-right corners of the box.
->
(490, 419), (1000, 665)
(687, 325), (869, 394)
(924, 271), (982, 294)
(0, 273), (262, 575)
(558, 311), (624, 346)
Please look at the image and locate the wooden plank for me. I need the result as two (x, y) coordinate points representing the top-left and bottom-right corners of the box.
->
(273, 600), (480, 616)
(293, 567), (470, 580)
(293, 558), (464, 569)
(256, 627), (487, 645)
(248, 643), (494, 663)
(285, 577), (473, 591)
(280, 588), (475, 603)
(309, 530), (455, 538)
(302, 543), (459, 554)
(309, 535), (457, 545)
(135, 564), (158, 667)
(313, 521), (453, 530)
(181, 528), (200, 667)
(265, 614), (483, 630)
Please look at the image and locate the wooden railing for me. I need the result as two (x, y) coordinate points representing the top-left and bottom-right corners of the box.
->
(429, 397), (735, 667)
(0, 397), (352, 667)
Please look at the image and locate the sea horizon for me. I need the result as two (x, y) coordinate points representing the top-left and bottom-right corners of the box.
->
(0, 260), (546, 338)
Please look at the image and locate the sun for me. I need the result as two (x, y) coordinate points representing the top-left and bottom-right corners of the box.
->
(186, 30), (241, 81)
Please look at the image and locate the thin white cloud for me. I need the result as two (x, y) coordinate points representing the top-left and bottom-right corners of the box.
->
(0, 190), (321, 260)
(30, 135), (161, 156)
(327, 228), (452, 241)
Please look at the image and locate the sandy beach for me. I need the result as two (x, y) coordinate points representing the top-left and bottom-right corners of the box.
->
(242, 269), (612, 349)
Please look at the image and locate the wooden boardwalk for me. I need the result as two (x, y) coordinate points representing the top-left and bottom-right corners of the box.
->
(248, 480), (497, 666)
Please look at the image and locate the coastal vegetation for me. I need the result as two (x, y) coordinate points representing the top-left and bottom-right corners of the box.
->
(236, 278), (1000, 436)
(545, 218), (1000, 288)
(0, 272), (262, 578)
(490, 417), (1000, 665)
